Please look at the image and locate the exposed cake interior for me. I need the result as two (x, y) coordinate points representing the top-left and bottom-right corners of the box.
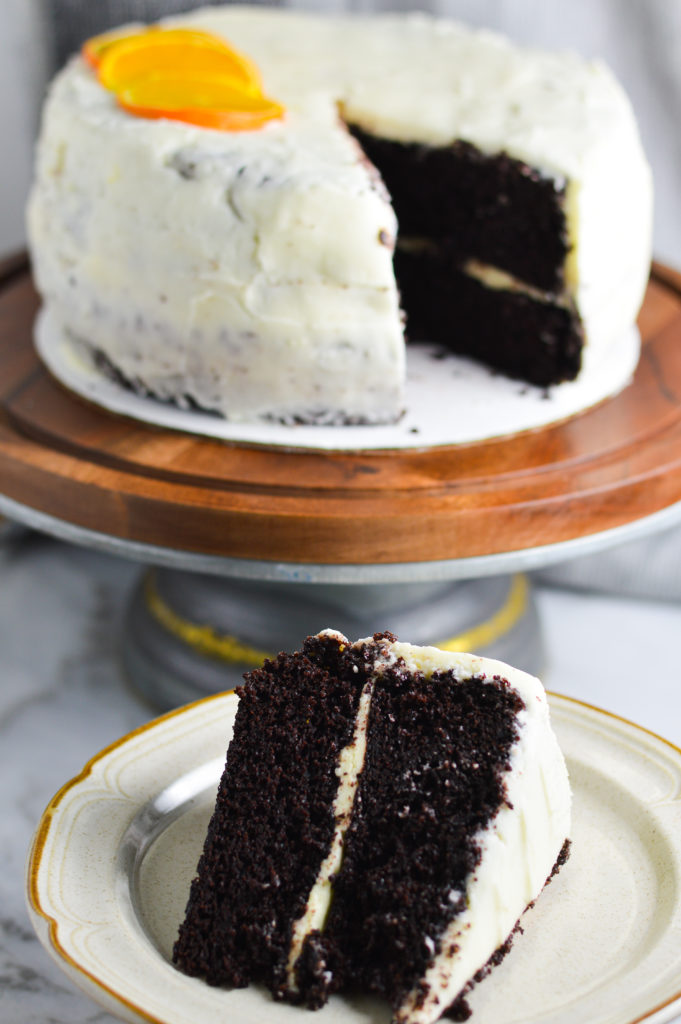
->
(173, 630), (571, 1024)
(347, 126), (583, 386)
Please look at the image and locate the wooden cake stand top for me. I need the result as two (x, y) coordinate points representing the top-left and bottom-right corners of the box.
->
(2, 255), (681, 568)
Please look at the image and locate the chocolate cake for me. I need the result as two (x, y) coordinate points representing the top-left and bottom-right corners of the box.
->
(27, 7), (652, 425)
(173, 630), (571, 1023)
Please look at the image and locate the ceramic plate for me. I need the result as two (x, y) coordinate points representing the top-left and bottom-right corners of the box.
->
(35, 308), (640, 452)
(26, 692), (681, 1024)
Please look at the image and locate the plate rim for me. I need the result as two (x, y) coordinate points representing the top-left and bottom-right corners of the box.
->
(26, 690), (236, 1024)
(25, 690), (681, 1024)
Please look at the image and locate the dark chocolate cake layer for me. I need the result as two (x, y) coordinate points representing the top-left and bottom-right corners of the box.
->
(349, 127), (569, 294)
(172, 638), (371, 990)
(310, 664), (525, 1011)
(395, 249), (583, 386)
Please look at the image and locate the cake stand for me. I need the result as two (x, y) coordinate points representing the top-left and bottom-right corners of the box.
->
(2, 252), (681, 708)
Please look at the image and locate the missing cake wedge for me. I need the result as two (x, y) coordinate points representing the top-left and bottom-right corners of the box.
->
(173, 630), (571, 1023)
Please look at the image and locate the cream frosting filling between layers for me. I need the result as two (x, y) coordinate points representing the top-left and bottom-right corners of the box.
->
(395, 246), (576, 309)
(280, 633), (571, 1023)
(460, 259), (574, 308)
(285, 676), (375, 994)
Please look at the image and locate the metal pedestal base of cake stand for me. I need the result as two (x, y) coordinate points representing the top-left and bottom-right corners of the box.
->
(77, 499), (681, 708)
(3, 495), (681, 711)
(121, 570), (541, 709)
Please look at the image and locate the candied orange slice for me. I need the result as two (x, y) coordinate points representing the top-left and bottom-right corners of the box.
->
(117, 74), (285, 131)
(82, 26), (284, 132)
(97, 29), (262, 96)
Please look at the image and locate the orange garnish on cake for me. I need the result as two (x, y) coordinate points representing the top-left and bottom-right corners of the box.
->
(118, 75), (285, 131)
(82, 26), (284, 131)
(97, 29), (262, 94)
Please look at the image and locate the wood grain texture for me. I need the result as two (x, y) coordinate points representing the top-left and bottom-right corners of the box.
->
(1, 261), (681, 565)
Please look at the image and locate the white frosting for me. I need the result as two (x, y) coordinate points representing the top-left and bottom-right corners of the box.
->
(27, 6), (652, 424)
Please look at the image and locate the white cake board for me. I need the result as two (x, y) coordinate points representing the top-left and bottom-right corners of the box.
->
(35, 309), (640, 452)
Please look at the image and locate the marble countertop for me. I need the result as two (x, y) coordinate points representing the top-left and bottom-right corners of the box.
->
(2, 529), (681, 1023)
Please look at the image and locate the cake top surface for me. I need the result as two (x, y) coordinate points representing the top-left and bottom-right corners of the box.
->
(54, 4), (643, 180)
(322, 628), (547, 709)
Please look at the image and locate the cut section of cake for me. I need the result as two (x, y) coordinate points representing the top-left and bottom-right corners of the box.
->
(347, 129), (583, 386)
(173, 630), (571, 1023)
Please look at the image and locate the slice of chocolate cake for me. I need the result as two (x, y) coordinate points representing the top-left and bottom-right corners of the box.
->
(173, 630), (571, 1023)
